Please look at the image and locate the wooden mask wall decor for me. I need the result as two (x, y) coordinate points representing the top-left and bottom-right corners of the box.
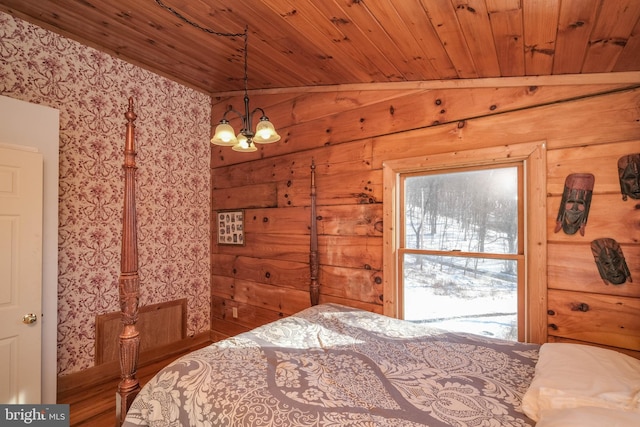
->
(554, 173), (595, 236)
(617, 153), (640, 201)
(590, 238), (632, 286)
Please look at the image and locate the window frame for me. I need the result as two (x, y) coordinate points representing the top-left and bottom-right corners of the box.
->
(383, 142), (547, 343)
(400, 164), (524, 341)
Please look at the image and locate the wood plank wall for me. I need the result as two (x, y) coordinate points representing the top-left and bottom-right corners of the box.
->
(210, 83), (640, 355)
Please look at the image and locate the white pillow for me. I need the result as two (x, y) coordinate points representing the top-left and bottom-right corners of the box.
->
(536, 407), (640, 427)
(521, 343), (640, 421)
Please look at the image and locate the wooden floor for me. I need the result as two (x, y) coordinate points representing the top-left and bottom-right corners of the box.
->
(58, 348), (206, 427)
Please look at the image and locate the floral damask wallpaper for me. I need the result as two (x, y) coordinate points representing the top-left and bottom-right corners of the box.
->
(0, 12), (211, 375)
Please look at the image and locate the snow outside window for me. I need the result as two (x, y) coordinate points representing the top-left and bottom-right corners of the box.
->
(400, 165), (524, 341)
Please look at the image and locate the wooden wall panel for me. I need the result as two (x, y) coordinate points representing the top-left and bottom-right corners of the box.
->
(548, 289), (640, 350)
(546, 139), (640, 195)
(211, 275), (235, 299)
(244, 207), (310, 235)
(545, 134), (640, 352)
(319, 235), (383, 270)
(213, 233), (309, 262)
(232, 279), (310, 315)
(548, 243), (639, 297)
(211, 141), (374, 188)
(95, 299), (186, 365)
(211, 182), (277, 210)
(317, 204), (383, 237)
(547, 195), (640, 243)
(210, 254), (236, 276)
(371, 89), (640, 168)
(313, 170), (382, 206)
(211, 84), (640, 354)
(320, 265), (383, 305)
(211, 295), (276, 337)
(211, 85), (633, 167)
(233, 257), (310, 291)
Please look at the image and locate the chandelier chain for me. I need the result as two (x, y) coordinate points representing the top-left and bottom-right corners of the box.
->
(155, 0), (245, 38)
(155, 0), (250, 94)
(155, 0), (279, 150)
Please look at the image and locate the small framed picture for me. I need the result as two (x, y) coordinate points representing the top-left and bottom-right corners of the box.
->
(217, 210), (245, 246)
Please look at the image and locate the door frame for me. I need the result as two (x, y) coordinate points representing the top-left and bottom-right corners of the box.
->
(0, 95), (59, 403)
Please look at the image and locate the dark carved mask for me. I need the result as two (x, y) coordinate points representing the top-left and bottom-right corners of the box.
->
(554, 173), (594, 236)
(618, 153), (640, 201)
(590, 238), (632, 286)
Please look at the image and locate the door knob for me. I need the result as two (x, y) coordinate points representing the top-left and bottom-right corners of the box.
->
(22, 313), (37, 324)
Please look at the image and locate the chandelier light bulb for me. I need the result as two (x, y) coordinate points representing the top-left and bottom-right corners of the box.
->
(253, 117), (281, 144)
(211, 121), (238, 146)
(232, 132), (257, 152)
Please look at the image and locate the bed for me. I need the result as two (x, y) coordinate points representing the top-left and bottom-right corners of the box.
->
(123, 302), (539, 426)
(115, 100), (640, 426)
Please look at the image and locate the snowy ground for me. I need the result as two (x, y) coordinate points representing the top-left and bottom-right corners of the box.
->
(403, 255), (518, 341)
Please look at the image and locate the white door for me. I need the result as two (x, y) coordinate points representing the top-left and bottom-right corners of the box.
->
(0, 145), (43, 403)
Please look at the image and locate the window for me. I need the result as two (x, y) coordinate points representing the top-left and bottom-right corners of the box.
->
(383, 142), (547, 343)
(401, 166), (523, 341)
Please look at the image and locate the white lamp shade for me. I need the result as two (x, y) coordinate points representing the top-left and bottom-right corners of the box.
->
(211, 121), (238, 146)
(253, 118), (281, 144)
(232, 133), (257, 152)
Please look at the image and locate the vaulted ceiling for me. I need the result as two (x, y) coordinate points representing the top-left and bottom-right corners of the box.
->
(1, 0), (639, 95)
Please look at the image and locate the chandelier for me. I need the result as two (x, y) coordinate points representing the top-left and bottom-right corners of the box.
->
(154, 0), (280, 152)
(210, 27), (281, 152)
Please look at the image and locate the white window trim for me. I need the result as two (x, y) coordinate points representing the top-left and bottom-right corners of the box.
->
(383, 141), (547, 344)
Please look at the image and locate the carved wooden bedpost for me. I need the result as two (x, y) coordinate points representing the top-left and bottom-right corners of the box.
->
(310, 160), (319, 306)
(116, 97), (141, 426)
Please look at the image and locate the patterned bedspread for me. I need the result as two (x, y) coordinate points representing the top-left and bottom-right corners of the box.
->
(123, 303), (539, 426)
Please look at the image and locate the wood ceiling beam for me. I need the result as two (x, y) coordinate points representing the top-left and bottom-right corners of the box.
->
(212, 71), (640, 96)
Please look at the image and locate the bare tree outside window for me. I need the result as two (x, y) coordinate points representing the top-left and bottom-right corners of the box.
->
(402, 167), (520, 340)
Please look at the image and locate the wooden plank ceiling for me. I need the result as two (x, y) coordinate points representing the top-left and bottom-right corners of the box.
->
(1, 0), (639, 94)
